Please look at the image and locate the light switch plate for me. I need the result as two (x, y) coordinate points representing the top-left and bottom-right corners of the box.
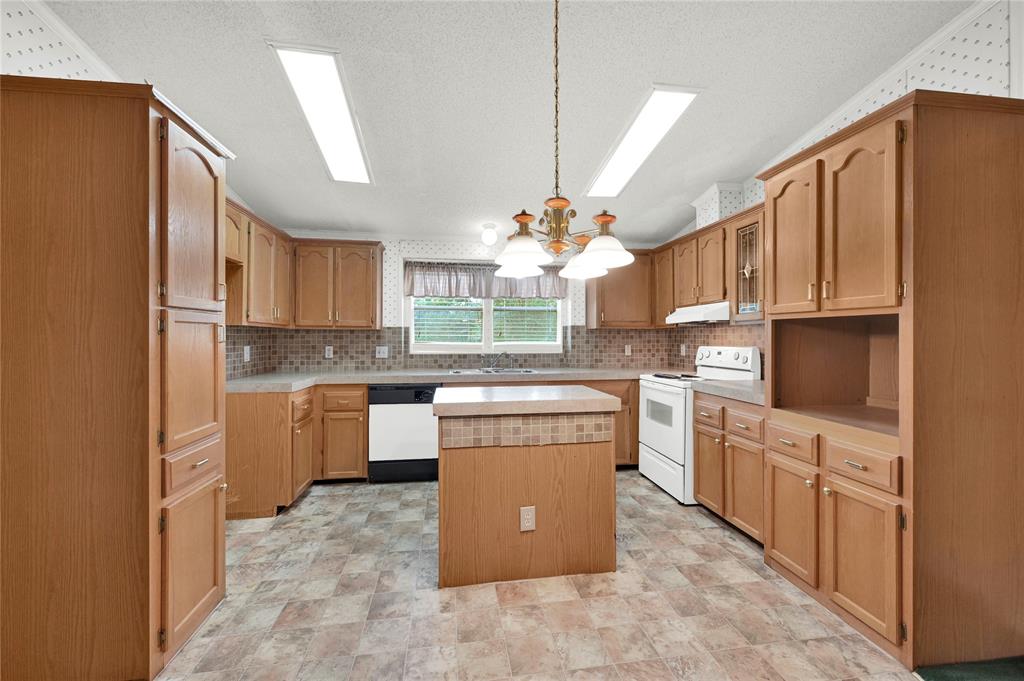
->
(375, 345), (389, 359)
(324, 345), (334, 359)
(680, 344), (687, 356)
(519, 506), (536, 532)
(243, 345), (251, 362)
(624, 344), (632, 356)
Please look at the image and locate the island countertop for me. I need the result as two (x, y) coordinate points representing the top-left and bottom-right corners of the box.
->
(433, 385), (621, 417)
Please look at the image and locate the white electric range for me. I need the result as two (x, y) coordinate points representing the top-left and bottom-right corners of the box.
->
(638, 346), (761, 504)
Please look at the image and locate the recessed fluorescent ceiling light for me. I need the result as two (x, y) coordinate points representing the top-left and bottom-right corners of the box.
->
(586, 88), (697, 198)
(275, 47), (370, 183)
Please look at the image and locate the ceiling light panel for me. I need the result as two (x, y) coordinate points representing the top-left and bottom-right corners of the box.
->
(586, 87), (697, 198)
(274, 46), (370, 183)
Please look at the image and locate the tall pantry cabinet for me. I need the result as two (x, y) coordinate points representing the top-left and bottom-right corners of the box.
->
(1, 76), (232, 680)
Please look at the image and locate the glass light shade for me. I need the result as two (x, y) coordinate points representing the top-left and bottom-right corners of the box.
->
(495, 234), (554, 266)
(495, 263), (543, 279)
(480, 223), (498, 246)
(576, 234), (635, 269)
(558, 253), (607, 280)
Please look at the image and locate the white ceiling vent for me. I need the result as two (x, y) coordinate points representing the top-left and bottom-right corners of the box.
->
(0, 0), (117, 80)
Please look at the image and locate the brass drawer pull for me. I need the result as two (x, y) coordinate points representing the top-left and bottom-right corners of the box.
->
(807, 282), (815, 301)
(823, 487), (833, 497)
(778, 438), (796, 447)
(699, 411), (712, 418)
(843, 459), (867, 471)
(735, 423), (750, 430)
(191, 458), (209, 469)
(804, 479), (814, 488)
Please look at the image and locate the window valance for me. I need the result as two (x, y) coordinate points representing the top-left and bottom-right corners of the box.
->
(403, 261), (568, 299)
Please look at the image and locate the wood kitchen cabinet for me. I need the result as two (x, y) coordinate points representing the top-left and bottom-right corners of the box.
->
(765, 159), (821, 314)
(161, 309), (225, 453)
(586, 252), (653, 328)
(294, 245), (334, 327)
(160, 474), (226, 656)
(245, 220), (292, 326)
(323, 411), (367, 479)
(693, 426), (725, 514)
(225, 202), (247, 264)
(578, 380), (637, 465)
(273, 238), (293, 324)
(291, 241), (383, 329)
(292, 417), (314, 500)
(672, 238), (698, 308)
(726, 207), (765, 322)
(652, 248), (675, 326)
(697, 227), (726, 304)
(765, 453), (819, 587)
(724, 435), (764, 541)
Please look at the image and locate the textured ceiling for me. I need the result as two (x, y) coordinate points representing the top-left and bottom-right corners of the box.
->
(48, 1), (967, 245)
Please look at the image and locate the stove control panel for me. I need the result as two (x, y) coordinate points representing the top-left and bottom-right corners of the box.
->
(695, 346), (761, 377)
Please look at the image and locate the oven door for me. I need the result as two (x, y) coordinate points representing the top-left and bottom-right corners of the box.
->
(638, 380), (690, 465)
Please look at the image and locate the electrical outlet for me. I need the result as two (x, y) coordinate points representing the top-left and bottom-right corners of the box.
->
(624, 344), (632, 356)
(243, 345), (251, 362)
(324, 345), (334, 359)
(375, 345), (389, 359)
(680, 344), (687, 356)
(519, 506), (536, 532)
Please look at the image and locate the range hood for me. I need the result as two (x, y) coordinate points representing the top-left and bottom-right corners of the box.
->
(665, 301), (730, 325)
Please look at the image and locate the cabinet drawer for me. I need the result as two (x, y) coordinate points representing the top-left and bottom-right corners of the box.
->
(726, 409), (764, 443)
(694, 401), (724, 429)
(292, 396), (313, 422)
(163, 434), (224, 498)
(322, 389), (365, 412)
(767, 423), (819, 465)
(824, 437), (901, 495)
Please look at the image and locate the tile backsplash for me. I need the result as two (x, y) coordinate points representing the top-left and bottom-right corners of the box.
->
(227, 322), (765, 380)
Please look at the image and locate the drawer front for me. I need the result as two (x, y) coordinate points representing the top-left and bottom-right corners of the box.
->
(694, 401), (724, 429)
(292, 396), (313, 422)
(824, 437), (901, 495)
(322, 389), (365, 412)
(163, 434), (224, 498)
(726, 409), (764, 443)
(767, 423), (819, 465)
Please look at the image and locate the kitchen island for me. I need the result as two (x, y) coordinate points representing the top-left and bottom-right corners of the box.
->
(433, 385), (621, 587)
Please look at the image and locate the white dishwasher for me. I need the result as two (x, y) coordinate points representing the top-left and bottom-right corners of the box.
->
(368, 384), (441, 482)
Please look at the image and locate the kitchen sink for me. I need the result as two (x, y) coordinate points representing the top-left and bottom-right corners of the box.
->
(449, 368), (536, 375)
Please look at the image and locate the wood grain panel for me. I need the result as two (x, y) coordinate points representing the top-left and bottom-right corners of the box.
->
(697, 227), (726, 303)
(765, 159), (821, 314)
(673, 239), (698, 307)
(724, 435), (764, 541)
(294, 244), (334, 327)
(438, 441), (616, 587)
(162, 309), (225, 453)
(765, 454), (819, 588)
(652, 247), (675, 326)
(587, 253), (653, 328)
(334, 244), (379, 328)
(225, 393), (290, 519)
(246, 222), (276, 324)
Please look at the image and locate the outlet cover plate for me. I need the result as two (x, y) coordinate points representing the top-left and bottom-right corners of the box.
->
(325, 345), (334, 359)
(243, 345), (251, 362)
(375, 345), (389, 359)
(519, 506), (536, 532)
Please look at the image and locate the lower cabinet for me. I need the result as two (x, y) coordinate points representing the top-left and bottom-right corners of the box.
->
(822, 475), (902, 643)
(694, 426), (725, 514)
(323, 411), (366, 479)
(292, 417), (314, 499)
(765, 454), (819, 587)
(161, 474), (226, 655)
(724, 435), (764, 541)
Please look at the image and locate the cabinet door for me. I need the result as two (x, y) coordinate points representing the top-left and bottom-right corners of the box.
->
(732, 218), (763, 321)
(224, 203), (247, 264)
(697, 227), (726, 303)
(822, 121), (901, 311)
(247, 223), (276, 324)
(323, 411), (366, 479)
(596, 254), (652, 327)
(162, 309), (225, 453)
(822, 476), (901, 643)
(766, 159), (821, 314)
(765, 454), (819, 587)
(673, 239), (698, 307)
(161, 475), (226, 655)
(162, 119), (225, 311)
(582, 380), (635, 464)
(292, 417), (314, 500)
(694, 427), (725, 514)
(334, 245), (378, 328)
(652, 248), (675, 326)
(294, 245), (334, 327)
(273, 238), (293, 325)
(725, 437), (763, 541)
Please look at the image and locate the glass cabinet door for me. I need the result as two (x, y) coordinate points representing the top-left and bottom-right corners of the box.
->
(734, 221), (763, 321)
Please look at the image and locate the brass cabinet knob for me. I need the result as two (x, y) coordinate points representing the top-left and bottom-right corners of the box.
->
(219, 483), (229, 492)
(804, 479), (814, 488)
(714, 438), (721, 445)
(823, 487), (833, 496)
(724, 442), (731, 448)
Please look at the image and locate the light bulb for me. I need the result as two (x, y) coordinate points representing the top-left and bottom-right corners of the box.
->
(480, 223), (498, 246)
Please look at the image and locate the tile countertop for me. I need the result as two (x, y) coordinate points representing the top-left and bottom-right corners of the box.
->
(225, 367), (682, 394)
(433, 385), (622, 417)
(693, 379), (765, 406)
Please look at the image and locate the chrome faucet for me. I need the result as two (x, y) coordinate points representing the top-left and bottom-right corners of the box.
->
(482, 352), (512, 370)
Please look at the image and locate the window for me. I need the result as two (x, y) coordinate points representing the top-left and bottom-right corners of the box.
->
(410, 297), (563, 354)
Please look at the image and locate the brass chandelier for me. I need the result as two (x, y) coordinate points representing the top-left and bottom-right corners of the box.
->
(495, 0), (633, 280)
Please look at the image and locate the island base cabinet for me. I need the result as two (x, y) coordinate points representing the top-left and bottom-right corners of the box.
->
(323, 411), (366, 479)
(765, 454), (819, 588)
(823, 476), (902, 644)
(161, 475), (226, 657)
(724, 436), (763, 541)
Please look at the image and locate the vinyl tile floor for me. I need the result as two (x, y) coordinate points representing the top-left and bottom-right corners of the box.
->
(158, 470), (913, 681)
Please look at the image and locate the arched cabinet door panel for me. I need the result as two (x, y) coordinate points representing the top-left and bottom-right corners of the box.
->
(765, 159), (821, 314)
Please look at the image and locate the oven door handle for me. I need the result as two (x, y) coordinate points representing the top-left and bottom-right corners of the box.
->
(640, 382), (688, 397)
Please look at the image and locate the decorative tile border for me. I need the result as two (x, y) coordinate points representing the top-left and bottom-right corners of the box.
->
(440, 413), (613, 449)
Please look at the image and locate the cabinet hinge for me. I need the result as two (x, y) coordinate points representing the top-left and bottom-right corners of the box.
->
(897, 123), (906, 144)
(157, 627), (167, 649)
(158, 119), (168, 142)
(157, 429), (165, 446)
(158, 282), (166, 297)
(157, 317), (165, 334)
(898, 281), (908, 299)
(899, 622), (908, 642)
(158, 515), (166, 534)
(899, 512), (907, 531)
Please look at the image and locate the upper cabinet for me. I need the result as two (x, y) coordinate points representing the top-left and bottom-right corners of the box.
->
(293, 242), (383, 329)
(224, 202), (247, 264)
(245, 221), (282, 325)
(586, 252), (653, 328)
(697, 227), (726, 304)
(672, 239), (698, 308)
(652, 248), (675, 326)
(294, 245), (335, 327)
(729, 211), (764, 322)
(273, 238), (293, 325)
(763, 115), (904, 316)
(162, 119), (226, 312)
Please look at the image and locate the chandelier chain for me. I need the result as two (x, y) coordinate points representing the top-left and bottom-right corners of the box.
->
(552, 0), (560, 197)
